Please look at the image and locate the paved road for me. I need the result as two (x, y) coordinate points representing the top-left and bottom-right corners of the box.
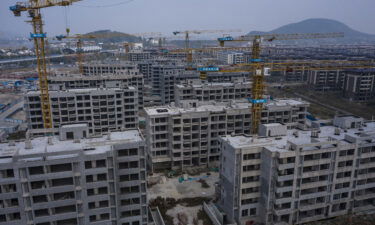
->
(0, 100), (24, 121)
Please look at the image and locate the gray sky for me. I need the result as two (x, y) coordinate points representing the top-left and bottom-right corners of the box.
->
(1, 0), (375, 38)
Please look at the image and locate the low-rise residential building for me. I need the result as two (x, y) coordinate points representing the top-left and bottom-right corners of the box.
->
(144, 99), (309, 171)
(0, 126), (148, 225)
(218, 119), (375, 225)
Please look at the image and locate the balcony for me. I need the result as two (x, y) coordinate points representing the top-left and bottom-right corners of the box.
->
(301, 180), (329, 189)
(299, 202), (326, 211)
(275, 197), (293, 205)
(302, 169), (331, 178)
(357, 172), (375, 180)
(298, 213), (326, 224)
(278, 163), (295, 170)
(303, 158), (331, 167)
(275, 186), (294, 193)
(274, 207), (294, 216)
(299, 191), (327, 200)
(277, 174), (294, 182)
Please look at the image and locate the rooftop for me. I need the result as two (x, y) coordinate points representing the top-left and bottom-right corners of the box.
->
(0, 129), (143, 161)
(220, 122), (375, 152)
(145, 98), (308, 116)
(27, 87), (134, 95)
(48, 73), (142, 81)
(175, 81), (251, 89)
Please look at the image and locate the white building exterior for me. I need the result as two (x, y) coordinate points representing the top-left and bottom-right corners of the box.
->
(174, 80), (251, 105)
(218, 119), (375, 225)
(25, 88), (138, 136)
(144, 99), (309, 171)
(0, 127), (148, 225)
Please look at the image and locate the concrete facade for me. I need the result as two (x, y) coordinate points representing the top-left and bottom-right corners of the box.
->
(283, 69), (308, 83)
(151, 64), (250, 104)
(25, 88), (138, 136)
(218, 52), (245, 65)
(124, 51), (151, 62)
(218, 120), (375, 225)
(343, 69), (375, 102)
(174, 80), (251, 106)
(0, 128), (148, 225)
(144, 99), (309, 171)
(150, 65), (186, 104)
(48, 73), (144, 108)
(307, 70), (345, 91)
(82, 63), (139, 77)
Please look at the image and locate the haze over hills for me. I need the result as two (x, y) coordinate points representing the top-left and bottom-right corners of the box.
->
(2, 18), (375, 47)
(247, 18), (375, 44)
(84, 30), (141, 43)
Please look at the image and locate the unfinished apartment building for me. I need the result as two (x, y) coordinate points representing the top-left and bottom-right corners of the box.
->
(218, 116), (375, 225)
(25, 87), (138, 136)
(48, 73), (144, 108)
(307, 69), (345, 91)
(124, 50), (151, 62)
(174, 79), (251, 105)
(0, 125), (147, 225)
(144, 99), (308, 171)
(151, 64), (250, 104)
(282, 69), (308, 83)
(82, 63), (139, 76)
(343, 69), (375, 102)
(151, 64), (185, 104)
(137, 59), (181, 83)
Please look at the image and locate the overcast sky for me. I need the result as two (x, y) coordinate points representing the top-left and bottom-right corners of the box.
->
(1, 0), (375, 38)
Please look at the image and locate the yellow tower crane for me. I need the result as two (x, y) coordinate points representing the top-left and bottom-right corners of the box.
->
(217, 32), (344, 134)
(10, 0), (82, 130)
(56, 34), (96, 74)
(197, 59), (374, 134)
(172, 29), (241, 69)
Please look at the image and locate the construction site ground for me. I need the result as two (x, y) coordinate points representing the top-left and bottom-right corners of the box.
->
(0, 93), (22, 105)
(9, 110), (25, 120)
(267, 85), (375, 120)
(148, 171), (218, 225)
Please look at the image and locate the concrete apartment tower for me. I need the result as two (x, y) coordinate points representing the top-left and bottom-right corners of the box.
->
(218, 116), (375, 225)
(0, 125), (148, 225)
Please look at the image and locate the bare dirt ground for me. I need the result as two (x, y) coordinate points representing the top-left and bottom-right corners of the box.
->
(148, 172), (218, 225)
(148, 172), (218, 200)
(166, 205), (202, 225)
(9, 110), (25, 120)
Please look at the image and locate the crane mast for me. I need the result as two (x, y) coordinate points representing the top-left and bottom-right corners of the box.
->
(30, 9), (53, 129)
(10, 0), (82, 130)
(250, 37), (265, 134)
(217, 32), (344, 134)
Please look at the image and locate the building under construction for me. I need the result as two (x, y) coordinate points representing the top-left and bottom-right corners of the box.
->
(218, 116), (375, 225)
